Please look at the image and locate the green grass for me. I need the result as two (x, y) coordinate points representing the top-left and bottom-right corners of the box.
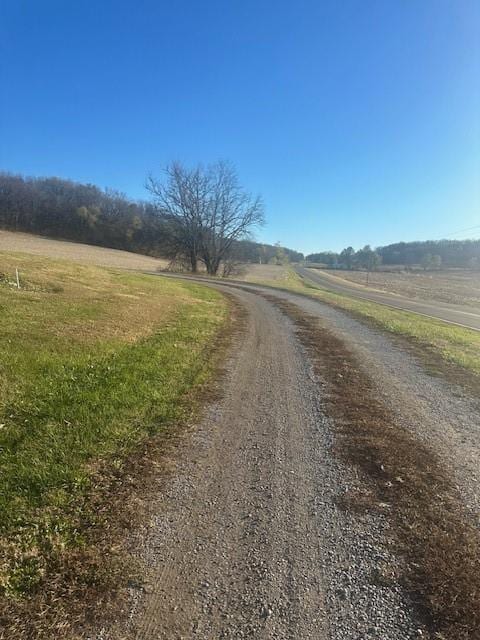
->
(257, 267), (480, 376)
(0, 252), (228, 597)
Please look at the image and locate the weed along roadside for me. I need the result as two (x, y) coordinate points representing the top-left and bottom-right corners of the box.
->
(0, 252), (230, 638)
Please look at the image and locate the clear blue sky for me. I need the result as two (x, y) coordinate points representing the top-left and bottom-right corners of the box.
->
(1, 1), (479, 254)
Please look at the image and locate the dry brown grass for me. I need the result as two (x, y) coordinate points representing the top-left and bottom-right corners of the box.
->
(0, 251), (187, 344)
(236, 263), (294, 283)
(0, 229), (168, 271)
(265, 295), (480, 639)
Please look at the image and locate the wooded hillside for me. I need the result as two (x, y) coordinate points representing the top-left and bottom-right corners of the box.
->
(0, 172), (303, 266)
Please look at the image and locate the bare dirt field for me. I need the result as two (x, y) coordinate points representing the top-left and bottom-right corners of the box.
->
(323, 268), (480, 308)
(0, 230), (168, 270)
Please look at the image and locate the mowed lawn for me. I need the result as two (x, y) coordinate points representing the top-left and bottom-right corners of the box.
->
(0, 252), (227, 598)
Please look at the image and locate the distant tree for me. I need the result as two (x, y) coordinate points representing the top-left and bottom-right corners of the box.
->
(340, 246), (355, 269)
(367, 249), (382, 271)
(307, 238), (480, 272)
(274, 241), (289, 265)
(353, 245), (381, 270)
(146, 161), (264, 275)
(258, 244), (273, 264)
(352, 244), (382, 271)
(421, 253), (441, 270)
(378, 239), (479, 268)
(421, 253), (432, 270)
(306, 251), (339, 267)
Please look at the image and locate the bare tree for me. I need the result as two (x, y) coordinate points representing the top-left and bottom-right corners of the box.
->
(146, 161), (264, 275)
(146, 163), (209, 272)
(199, 161), (264, 275)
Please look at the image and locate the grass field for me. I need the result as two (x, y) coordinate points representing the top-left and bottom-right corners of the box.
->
(0, 252), (227, 602)
(256, 268), (480, 377)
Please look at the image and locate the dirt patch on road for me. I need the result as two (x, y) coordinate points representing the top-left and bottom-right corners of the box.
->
(264, 295), (480, 640)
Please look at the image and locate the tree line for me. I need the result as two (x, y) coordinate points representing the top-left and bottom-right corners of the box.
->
(378, 239), (480, 268)
(0, 172), (170, 255)
(306, 245), (382, 270)
(0, 167), (303, 274)
(307, 239), (480, 270)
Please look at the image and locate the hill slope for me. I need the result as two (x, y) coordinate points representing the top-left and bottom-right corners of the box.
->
(0, 230), (168, 270)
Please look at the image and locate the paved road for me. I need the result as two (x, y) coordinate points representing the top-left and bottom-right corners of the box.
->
(295, 266), (480, 331)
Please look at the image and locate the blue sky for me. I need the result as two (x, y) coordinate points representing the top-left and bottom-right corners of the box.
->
(1, 1), (479, 254)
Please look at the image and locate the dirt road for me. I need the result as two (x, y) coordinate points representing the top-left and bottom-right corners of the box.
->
(130, 288), (332, 639)
(102, 280), (479, 640)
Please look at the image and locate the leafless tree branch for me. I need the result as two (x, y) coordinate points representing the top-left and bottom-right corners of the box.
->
(146, 161), (265, 275)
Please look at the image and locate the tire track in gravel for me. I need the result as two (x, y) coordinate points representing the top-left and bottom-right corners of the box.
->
(107, 285), (425, 640)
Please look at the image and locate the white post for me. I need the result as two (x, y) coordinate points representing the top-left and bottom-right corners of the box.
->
(15, 268), (20, 289)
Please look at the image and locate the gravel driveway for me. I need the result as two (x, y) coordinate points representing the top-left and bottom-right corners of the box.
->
(99, 283), (469, 640)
